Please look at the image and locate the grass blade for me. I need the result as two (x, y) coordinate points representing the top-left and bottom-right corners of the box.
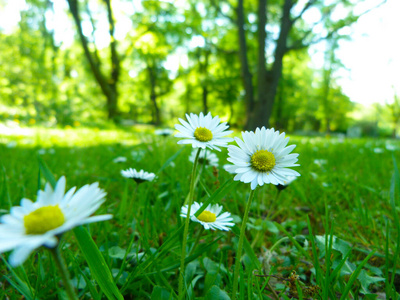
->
(274, 222), (312, 261)
(157, 147), (185, 174)
(194, 178), (237, 217)
(38, 157), (57, 188)
(74, 226), (124, 300)
(231, 225), (261, 270)
(339, 251), (375, 300)
(1, 256), (34, 300)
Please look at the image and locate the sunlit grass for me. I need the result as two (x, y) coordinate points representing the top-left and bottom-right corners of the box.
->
(0, 125), (399, 299)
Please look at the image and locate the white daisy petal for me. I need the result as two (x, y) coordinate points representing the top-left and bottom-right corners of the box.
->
(121, 168), (156, 183)
(0, 238), (26, 252)
(174, 112), (233, 150)
(241, 170), (258, 183)
(9, 245), (37, 267)
(0, 176), (112, 266)
(180, 202), (234, 231)
(275, 144), (296, 158)
(226, 127), (300, 189)
(250, 179), (258, 190)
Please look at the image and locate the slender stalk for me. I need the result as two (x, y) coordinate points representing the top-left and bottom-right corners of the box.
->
(189, 227), (204, 256)
(128, 183), (139, 219)
(178, 148), (201, 300)
(269, 237), (289, 253)
(231, 188), (256, 299)
(267, 281), (280, 300)
(266, 189), (281, 220)
(48, 246), (78, 300)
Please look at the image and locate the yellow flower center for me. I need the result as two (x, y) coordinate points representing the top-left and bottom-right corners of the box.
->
(197, 210), (216, 223)
(251, 150), (276, 172)
(24, 205), (65, 235)
(194, 127), (213, 142)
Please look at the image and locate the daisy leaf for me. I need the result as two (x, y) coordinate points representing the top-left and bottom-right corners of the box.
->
(206, 285), (230, 300)
(151, 286), (172, 300)
(357, 269), (385, 294)
(339, 251), (376, 300)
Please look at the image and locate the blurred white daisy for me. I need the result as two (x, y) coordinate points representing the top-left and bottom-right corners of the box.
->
(155, 128), (175, 137)
(313, 159), (327, 166)
(121, 168), (156, 183)
(113, 156), (127, 163)
(189, 149), (219, 167)
(225, 127), (300, 190)
(174, 112), (233, 151)
(180, 202), (234, 231)
(6, 141), (17, 148)
(385, 143), (397, 151)
(131, 150), (146, 161)
(0, 177), (111, 266)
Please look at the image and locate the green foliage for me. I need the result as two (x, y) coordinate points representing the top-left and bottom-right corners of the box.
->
(0, 0), (369, 132)
(38, 157), (124, 300)
(0, 127), (399, 299)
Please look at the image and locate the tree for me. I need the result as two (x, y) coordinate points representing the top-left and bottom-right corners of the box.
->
(386, 93), (400, 138)
(67, 0), (121, 121)
(213, 0), (384, 130)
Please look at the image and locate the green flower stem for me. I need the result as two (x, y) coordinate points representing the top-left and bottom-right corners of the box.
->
(49, 246), (78, 300)
(178, 148), (201, 300)
(189, 227), (204, 256)
(128, 184), (139, 220)
(231, 188), (256, 299)
(269, 237), (289, 253)
(266, 189), (281, 221)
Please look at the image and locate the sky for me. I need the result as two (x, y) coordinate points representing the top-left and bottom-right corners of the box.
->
(337, 0), (400, 105)
(308, 0), (400, 105)
(0, 0), (399, 106)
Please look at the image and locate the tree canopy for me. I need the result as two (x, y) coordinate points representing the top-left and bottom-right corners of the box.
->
(0, 0), (388, 133)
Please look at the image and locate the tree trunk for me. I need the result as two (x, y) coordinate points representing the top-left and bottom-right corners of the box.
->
(201, 50), (210, 114)
(104, 0), (120, 120)
(322, 69), (332, 134)
(256, 0), (268, 128)
(254, 0), (293, 129)
(147, 65), (161, 125)
(237, 0), (255, 130)
(67, 0), (120, 121)
(275, 79), (284, 130)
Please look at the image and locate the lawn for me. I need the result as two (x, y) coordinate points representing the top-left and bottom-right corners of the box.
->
(0, 124), (399, 299)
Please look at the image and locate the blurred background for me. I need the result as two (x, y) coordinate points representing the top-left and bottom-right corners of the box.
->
(0, 0), (398, 137)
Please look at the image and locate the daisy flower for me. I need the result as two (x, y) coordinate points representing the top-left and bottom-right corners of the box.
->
(180, 202), (234, 231)
(225, 127), (300, 190)
(113, 156), (127, 163)
(174, 112), (233, 151)
(0, 176), (112, 266)
(189, 149), (219, 167)
(155, 128), (175, 137)
(121, 168), (156, 183)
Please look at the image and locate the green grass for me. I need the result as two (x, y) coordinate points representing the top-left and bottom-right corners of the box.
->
(0, 126), (399, 299)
